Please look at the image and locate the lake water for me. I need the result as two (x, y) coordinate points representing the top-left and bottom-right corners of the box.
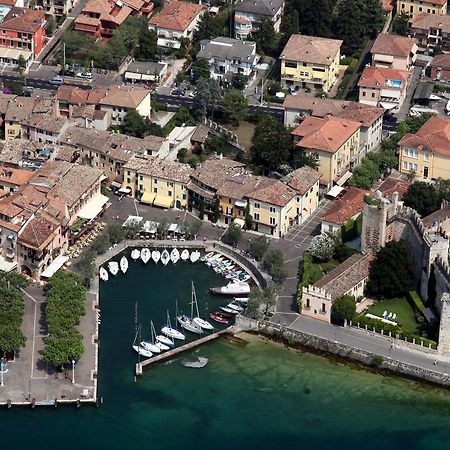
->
(1, 253), (450, 449)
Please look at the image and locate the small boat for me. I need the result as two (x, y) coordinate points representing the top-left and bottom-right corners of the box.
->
(201, 252), (214, 262)
(140, 340), (161, 354)
(226, 270), (242, 279)
(161, 249), (170, 266)
(210, 282), (250, 296)
(156, 341), (170, 351)
(131, 249), (140, 260)
(141, 321), (165, 353)
(161, 310), (185, 340)
(120, 256), (128, 273)
(108, 261), (119, 276)
(170, 248), (180, 264)
(132, 345), (153, 358)
(156, 334), (175, 347)
(177, 314), (203, 334)
(152, 250), (160, 264)
(235, 297), (249, 305)
(209, 311), (229, 324)
(99, 267), (108, 281)
(190, 250), (200, 263)
(141, 248), (151, 264)
(181, 249), (190, 261)
(226, 302), (245, 313)
(191, 282), (214, 330)
(183, 357), (208, 368)
(220, 306), (239, 315)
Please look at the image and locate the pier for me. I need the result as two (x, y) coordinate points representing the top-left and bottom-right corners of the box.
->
(136, 328), (234, 374)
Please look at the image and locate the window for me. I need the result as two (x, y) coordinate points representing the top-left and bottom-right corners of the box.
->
(424, 151), (430, 161)
(403, 161), (418, 171)
(127, 178), (131, 183)
(154, 179), (158, 184)
(254, 202), (260, 209)
(254, 212), (260, 221)
(269, 217), (276, 225)
(403, 148), (418, 159)
(139, 184), (143, 191)
(362, 91), (366, 96)
(371, 92), (375, 98)
(269, 206), (276, 213)
(284, 61), (297, 68)
(167, 181), (173, 187)
(153, 187), (158, 193)
(168, 191), (172, 197)
(321, 303), (326, 313)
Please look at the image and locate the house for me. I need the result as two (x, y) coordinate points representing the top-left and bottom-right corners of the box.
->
(4, 97), (45, 141)
(42, 0), (79, 16)
(410, 13), (450, 52)
(0, 92), (16, 134)
(0, 139), (60, 169)
(0, 7), (46, 67)
(197, 37), (260, 84)
(233, 0), (284, 39)
(358, 66), (409, 113)
(21, 114), (70, 144)
(302, 253), (373, 323)
(124, 61), (168, 84)
(398, 115), (450, 180)
(97, 86), (151, 126)
(280, 34), (342, 93)
(320, 187), (370, 234)
(122, 154), (192, 209)
(0, 165), (35, 193)
(396, 0), (447, 23)
(430, 53), (450, 81)
(148, 0), (205, 48)
(370, 33), (417, 72)
(292, 116), (361, 188)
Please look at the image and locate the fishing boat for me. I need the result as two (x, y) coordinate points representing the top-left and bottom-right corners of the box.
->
(190, 282), (213, 330)
(161, 249), (170, 266)
(141, 248), (151, 264)
(120, 256), (129, 273)
(209, 311), (229, 324)
(210, 281), (250, 296)
(170, 248), (180, 264)
(190, 250), (200, 263)
(108, 261), (119, 275)
(219, 306), (239, 315)
(181, 249), (190, 261)
(161, 310), (185, 340)
(131, 249), (140, 260)
(99, 267), (109, 281)
(152, 250), (160, 264)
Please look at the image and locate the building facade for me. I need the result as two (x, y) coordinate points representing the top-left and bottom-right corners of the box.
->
(410, 13), (450, 52)
(396, 0), (447, 22)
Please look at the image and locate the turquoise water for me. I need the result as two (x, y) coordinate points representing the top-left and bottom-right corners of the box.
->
(2, 253), (450, 449)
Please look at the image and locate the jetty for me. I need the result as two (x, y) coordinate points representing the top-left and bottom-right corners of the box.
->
(136, 328), (233, 374)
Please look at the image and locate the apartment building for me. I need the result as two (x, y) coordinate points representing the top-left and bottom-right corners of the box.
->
(411, 13), (450, 52)
(21, 114), (70, 144)
(430, 53), (450, 81)
(42, 0), (78, 17)
(397, 0), (447, 22)
(371, 33), (417, 72)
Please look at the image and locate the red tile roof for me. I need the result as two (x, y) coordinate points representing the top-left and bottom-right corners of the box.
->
(322, 187), (371, 225)
(0, 7), (45, 33)
(149, 1), (204, 31)
(358, 66), (408, 90)
(371, 33), (416, 58)
(431, 53), (450, 70)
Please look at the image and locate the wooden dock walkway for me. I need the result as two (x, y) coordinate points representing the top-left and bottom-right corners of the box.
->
(136, 328), (233, 374)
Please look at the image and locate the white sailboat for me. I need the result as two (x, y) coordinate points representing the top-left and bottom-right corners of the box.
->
(152, 250), (160, 264)
(177, 292), (204, 334)
(131, 249), (141, 260)
(191, 282), (214, 330)
(120, 255), (129, 273)
(161, 249), (170, 266)
(141, 248), (151, 264)
(170, 248), (180, 264)
(108, 261), (119, 275)
(190, 250), (200, 263)
(161, 310), (185, 340)
(181, 249), (190, 261)
(156, 334), (175, 348)
(99, 267), (109, 281)
(132, 327), (153, 358)
(151, 321), (170, 351)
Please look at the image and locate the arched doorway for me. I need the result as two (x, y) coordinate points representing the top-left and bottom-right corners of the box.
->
(21, 265), (32, 277)
(175, 200), (182, 209)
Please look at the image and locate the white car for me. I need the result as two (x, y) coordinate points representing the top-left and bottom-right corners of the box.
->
(76, 72), (92, 79)
(49, 76), (64, 86)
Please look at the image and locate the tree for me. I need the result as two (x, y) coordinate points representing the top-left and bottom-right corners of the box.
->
(362, 0), (385, 38)
(181, 219), (202, 239)
(192, 58), (211, 82)
(333, 0), (366, 55)
(230, 73), (248, 91)
(392, 12), (409, 36)
(42, 330), (84, 370)
(121, 109), (147, 138)
(263, 249), (287, 284)
(250, 19), (278, 55)
(91, 234), (109, 255)
(332, 295), (356, 322)
(308, 233), (335, 261)
(157, 218), (169, 240)
(221, 89), (248, 123)
(262, 285), (278, 315)
(249, 235), (270, 261)
(203, 134), (226, 156)
(366, 241), (414, 298)
(107, 224), (125, 244)
(135, 29), (158, 61)
(194, 10), (230, 41)
(46, 15), (57, 36)
(17, 55), (27, 74)
(193, 78), (220, 117)
(246, 288), (264, 319)
(224, 223), (242, 247)
(403, 182), (441, 217)
(211, 197), (221, 223)
(349, 158), (380, 189)
(297, 0), (334, 38)
(295, 149), (319, 170)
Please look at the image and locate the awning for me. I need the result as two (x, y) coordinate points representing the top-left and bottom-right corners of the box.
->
(153, 195), (173, 209)
(336, 171), (353, 186)
(326, 185), (344, 198)
(118, 187), (131, 195)
(141, 191), (156, 205)
(122, 215), (143, 227)
(111, 181), (122, 189)
(142, 220), (157, 233)
(235, 200), (247, 208)
(233, 218), (245, 228)
(41, 256), (69, 279)
(168, 223), (178, 232)
(379, 101), (398, 110)
(0, 47), (32, 61)
(157, 38), (181, 49)
(77, 193), (109, 220)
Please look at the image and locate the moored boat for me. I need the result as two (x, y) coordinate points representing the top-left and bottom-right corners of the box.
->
(156, 334), (175, 347)
(201, 252), (214, 262)
(99, 267), (108, 281)
(120, 256), (129, 273)
(141, 248), (151, 264)
(219, 306), (239, 315)
(152, 250), (160, 264)
(161, 249), (170, 266)
(132, 345), (153, 358)
(226, 302), (245, 313)
(210, 281), (250, 296)
(190, 250), (200, 263)
(140, 340), (161, 354)
(181, 249), (190, 261)
(177, 314), (204, 334)
(209, 311), (229, 324)
(108, 261), (119, 276)
(161, 310), (185, 340)
(191, 282), (214, 330)
(131, 249), (140, 260)
(170, 248), (180, 264)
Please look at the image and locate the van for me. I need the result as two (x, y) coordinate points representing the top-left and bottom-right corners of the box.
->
(49, 75), (64, 86)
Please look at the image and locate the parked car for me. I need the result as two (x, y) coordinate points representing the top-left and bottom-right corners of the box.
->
(384, 113), (398, 124)
(171, 88), (185, 96)
(49, 76), (64, 86)
(76, 72), (93, 79)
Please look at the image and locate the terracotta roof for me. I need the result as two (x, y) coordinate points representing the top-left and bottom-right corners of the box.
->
(431, 53), (450, 69)
(246, 180), (296, 207)
(371, 33), (416, 58)
(0, 166), (35, 186)
(423, 202), (450, 227)
(0, 93), (16, 115)
(423, 0), (447, 5)
(149, 1), (204, 31)
(280, 34), (342, 65)
(22, 113), (67, 133)
(79, 0), (133, 26)
(284, 166), (321, 195)
(192, 158), (246, 191)
(358, 66), (408, 90)
(191, 125), (210, 144)
(411, 12), (450, 33)
(381, 0), (395, 12)
(322, 187), (371, 225)
(337, 102), (384, 128)
(216, 174), (275, 200)
(398, 116), (450, 157)
(376, 176), (410, 201)
(5, 97), (35, 122)
(283, 95), (349, 117)
(293, 116), (360, 154)
(18, 214), (60, 251)
(74, 15), (100, 27)
(98, 86), (150, 109)
(314, 253), (374, 300)
(0, 7), (45, 33)
(0, 139), (46, 167)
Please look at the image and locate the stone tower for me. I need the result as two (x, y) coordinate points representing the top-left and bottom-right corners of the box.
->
(361, 202), (388, 255)
(438, 293), (450, 354)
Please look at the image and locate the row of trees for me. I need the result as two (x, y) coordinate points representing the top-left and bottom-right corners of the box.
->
(0, 272), (28, 356)
(42, 272), (86, 370)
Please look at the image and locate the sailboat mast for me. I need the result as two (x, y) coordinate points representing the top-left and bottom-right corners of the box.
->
(193, 281), (200, 317)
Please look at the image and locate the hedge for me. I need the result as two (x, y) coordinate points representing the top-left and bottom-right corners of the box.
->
(408, 290), (426, 313)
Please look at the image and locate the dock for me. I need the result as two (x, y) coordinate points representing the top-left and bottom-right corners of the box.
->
(136, 328), (233, 374)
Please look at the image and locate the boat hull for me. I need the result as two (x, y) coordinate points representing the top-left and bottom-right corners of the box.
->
(161, 326), (185, 340)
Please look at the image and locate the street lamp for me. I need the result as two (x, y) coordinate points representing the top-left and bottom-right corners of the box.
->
(0, 358), (8, 387)
(71, 359), (75, 384)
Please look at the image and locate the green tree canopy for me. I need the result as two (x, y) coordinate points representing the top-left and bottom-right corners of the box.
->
(308, 233), (335, 261)
(107, 224), (125, 245)
(332, 295), (356, 322)
(221, 89), (248, 123)
(403, 182), (442, 217)
(194, 11), (230, 41)
(135, 28), (158, 61)
(224, 223), (243, 247)
(121, 109), (147, 138)
(192, 58), (211, 82)
(230, 73), (248, 91)
(193, 78), (220, 117)
(392, 12), (410, 36)
(250, 19), (279, 55)
(249, 235), (270, 261)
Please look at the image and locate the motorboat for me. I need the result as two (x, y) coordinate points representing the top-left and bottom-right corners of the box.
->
(210, 282), (250, 296)
(226, 302), (245, 313)
(132, 345), (153, 358)
(141, 248), (151, 264)
(183, 357), (208, 368)
(201, 252), (214, 262)
(120, 256), (129, 274)
(156, 334), (175, 347)
(181, 249), (190, 261)
(131, 249), (140, 260)
(191, 282), (214, 330)
(152, 250), (160, 264)
(99, 267), (108, 281)
(108, 261), (119, 276)
(190, 250), (200, 263)
(235, 297), (249, 305)
(161, 249), (170, 266)
(219, 306), (239, 315)
(170, 248), (180, 264)
(161, 310), (185, 340)
(209, 312), (229, 324)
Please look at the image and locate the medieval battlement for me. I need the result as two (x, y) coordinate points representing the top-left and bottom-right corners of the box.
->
(302, 285), (332, 300)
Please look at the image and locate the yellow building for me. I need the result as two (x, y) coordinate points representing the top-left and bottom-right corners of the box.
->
(123, 154), (192, 209)
(398, 115), (450, 180)
(292, 116), (361, 189)
(280, 34), (342, 93)
(397, 0), (447, 22)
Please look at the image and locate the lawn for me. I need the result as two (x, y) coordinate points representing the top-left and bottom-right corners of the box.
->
(367, 297), (419, 333)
